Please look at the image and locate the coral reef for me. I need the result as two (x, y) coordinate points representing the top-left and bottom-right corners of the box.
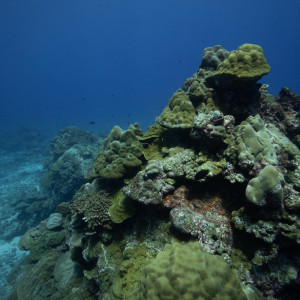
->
(190, 110), (234, 150)
(10, 43), (300, 299)
(86, 123), (144, 180)
(18, 215), (68, 261)
(205, 44), (271, 121)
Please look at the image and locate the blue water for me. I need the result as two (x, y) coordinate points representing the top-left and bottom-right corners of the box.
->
(0, 0), (299, 134)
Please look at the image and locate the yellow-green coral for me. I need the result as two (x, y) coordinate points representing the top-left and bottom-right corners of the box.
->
(137, 123), (166, 142)
(18, 227), (65, 261)
(138, 123), (167, 161)
(216, 43), (270, 79)
(127, 241), (247, 299)
(86, 123), (144, 180)
(156, 90), (196, 129)
(110, 242), (157, 299)
(108, 189), (136, 223)
(246, 165), (284, 206)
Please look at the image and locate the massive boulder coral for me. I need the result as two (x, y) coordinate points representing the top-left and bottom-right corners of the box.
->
(205, 44), (271, 120)
(127, 241), (249, 300)
(11, 249), (95, 299)
(225, 115), (278, 169)
(156, 90), (196, 129)
(86, 123), (144, 180)
(18, 218), (67, 261)
(245, 165), (284, 207)
(181, 70), (210, 103)
(207, 43), (270, 87)
(199, 45), (229, 71)
(40, 127), (100, 211)
(163, 149), (225, 182)
(50, 126), (97, 157)
(41, 144), (98, 201)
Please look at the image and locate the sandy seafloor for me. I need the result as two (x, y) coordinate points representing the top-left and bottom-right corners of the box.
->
(0, 145), (48, 298)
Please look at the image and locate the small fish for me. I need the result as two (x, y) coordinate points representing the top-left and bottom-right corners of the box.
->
(90, 121), (95, 125)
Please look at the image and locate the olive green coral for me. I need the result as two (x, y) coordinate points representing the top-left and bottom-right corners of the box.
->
(127, 241), (247, 300)
(18, 225), (65, 261)
(246, 165), (284, 206)
(108, 189), (136, 223)
(215, 43), (270, 79)
(156, 90), (196, 129)
(86, 123), (144, 179)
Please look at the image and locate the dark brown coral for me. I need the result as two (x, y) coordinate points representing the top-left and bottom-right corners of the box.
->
(261, 87), (300, 144)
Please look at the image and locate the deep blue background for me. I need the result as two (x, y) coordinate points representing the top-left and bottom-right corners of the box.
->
(0, 0), (299, 134)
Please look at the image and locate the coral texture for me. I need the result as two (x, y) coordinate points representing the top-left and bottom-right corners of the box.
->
(12, 43), (300, 299)
(213, 43), (270, 80)
(199, 45), (229, 71)
(156, 90), (196, 129)
(245, 165), (284, 206)
(127, 241), (247, 300)
(86, 123), (144, 179)
(71, 190), (113, 231)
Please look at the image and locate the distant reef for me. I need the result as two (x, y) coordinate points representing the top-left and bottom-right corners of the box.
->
(7, 44), (300, 300)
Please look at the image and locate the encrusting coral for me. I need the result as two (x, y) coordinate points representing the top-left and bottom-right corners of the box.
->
(225, 115), (278, 168)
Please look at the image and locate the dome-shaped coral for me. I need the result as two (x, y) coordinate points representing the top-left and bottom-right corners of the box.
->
(85, 123), (144, 179)
(216, 43), (270, 79)
(156, 90), (196, 129)
(127, 241), (247, 300)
